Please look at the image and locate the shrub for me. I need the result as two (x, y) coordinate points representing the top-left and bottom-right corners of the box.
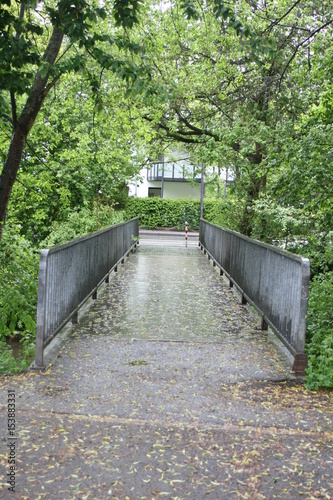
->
(41, 204), (125, 247)
(305, 272), (333, 390)
(125, 197), (243, 231)
(0, 227), (38, 373)
(204, 198), (245, 231)
(125, 198), (200, 230)
(251, 195), (310, 246)
(298, 231), (333, 278)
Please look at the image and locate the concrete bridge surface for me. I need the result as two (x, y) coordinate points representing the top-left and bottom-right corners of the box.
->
(0, 232), (332, 499)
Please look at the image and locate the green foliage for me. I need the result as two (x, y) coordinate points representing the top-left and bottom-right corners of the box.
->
(305, 272), (333, 390)
(0, 226), (38, 338)
(0, 226), (38, 373)
(181, 0), (249, 35)
(125, 197), (200, 230)
(268, 123), (333, 234)
(3, 69), (143, 245)
(0, 338), (35, 374)
(125, 197), (243, 231)
(251, 195), (310, 247)
(41, 204), (125, 247)
(113, 0), (143, 28)
(0, 0), (42, 97)
(203, 198), (245, 232)
(293, 232), (333, 279)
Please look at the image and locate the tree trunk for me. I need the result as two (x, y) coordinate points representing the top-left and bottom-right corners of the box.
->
(0, 127), (27, 232)
(239, 142), (265, 236)
(0, 26), (63, 240)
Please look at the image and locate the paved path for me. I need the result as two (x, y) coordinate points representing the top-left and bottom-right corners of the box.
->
(0, 237), (332, 499)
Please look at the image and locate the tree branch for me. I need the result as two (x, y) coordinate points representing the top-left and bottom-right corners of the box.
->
(262, 0), (302, 34)
(10, 93), (17, 127)
(43, 75), (61, 97)
(279, 19), (333, 88)
(143, 115), (203, 144)
(2, 114), (14, 127)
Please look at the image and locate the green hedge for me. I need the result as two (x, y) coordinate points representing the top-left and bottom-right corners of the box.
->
(125, 197), (244, 231)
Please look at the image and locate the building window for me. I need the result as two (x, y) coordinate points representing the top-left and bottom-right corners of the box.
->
(148, 187), (162, 198)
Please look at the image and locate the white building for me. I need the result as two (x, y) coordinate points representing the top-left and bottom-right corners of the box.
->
(128, 152), (233, 199)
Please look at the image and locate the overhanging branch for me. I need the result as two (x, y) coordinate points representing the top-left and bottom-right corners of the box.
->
(279, 19), (333, 88)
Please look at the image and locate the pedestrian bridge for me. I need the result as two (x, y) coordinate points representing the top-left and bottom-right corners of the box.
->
(33, 218), (310, 377)
(4, 220), (331, 500)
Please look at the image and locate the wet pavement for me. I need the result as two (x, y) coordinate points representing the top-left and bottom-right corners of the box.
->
(0, 237), (332, 499)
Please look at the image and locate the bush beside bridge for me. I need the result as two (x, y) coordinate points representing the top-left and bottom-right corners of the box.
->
(124, 197), (244, 232)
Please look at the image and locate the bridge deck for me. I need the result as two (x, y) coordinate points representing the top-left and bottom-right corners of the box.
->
(77, 237), (293, 382)
(0, 235), (332, 498)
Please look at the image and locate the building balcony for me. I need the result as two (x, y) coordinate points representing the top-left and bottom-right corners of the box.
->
(147, 162), (201, 182)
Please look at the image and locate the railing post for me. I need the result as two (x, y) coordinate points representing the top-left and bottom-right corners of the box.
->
(34, 250), (49, 369)
(72, 311), (78, 325)
(292, 354), (308, 376)
(261, 316), (268, 331)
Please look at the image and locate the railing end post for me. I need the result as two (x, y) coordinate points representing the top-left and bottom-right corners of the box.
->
(292, 353), (308, 376)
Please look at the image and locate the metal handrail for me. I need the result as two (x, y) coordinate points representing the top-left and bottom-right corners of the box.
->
(199, 219), (310, 375)
(34, 218), (139, 368)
